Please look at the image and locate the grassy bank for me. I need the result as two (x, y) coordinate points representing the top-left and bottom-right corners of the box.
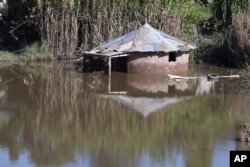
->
(0, 43), (53, 62)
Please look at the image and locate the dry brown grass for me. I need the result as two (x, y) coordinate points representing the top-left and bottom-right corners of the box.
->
(37, 0), (186, 59)
(231, 11), (250, 55)
(38, 6), (79, 59)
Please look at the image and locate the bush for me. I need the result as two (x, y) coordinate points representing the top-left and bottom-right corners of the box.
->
(194, 11), (250, 68)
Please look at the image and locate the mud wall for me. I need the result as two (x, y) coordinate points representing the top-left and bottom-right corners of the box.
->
(127, 52), (189, 75)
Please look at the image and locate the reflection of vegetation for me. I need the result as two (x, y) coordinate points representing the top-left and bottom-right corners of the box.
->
(166, 94), (235, 167)
(230, 66), (250, 95)
(0, 64), (241, 166)
(0, 112), (11, 128)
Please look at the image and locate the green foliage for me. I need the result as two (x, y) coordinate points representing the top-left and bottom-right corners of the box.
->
(0, 43), (53, 61)
(195, 3), (212, 20)
(232, 0), (250, 13)
(211, 0), (250, 28)
(165, 0), (211, 24)
(0, 51), (16, 61)
(196, 6), (250, 67)
(18, 43), (53, 60)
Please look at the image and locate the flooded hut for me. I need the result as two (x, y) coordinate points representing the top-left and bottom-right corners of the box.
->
(83, 23), (196, 75)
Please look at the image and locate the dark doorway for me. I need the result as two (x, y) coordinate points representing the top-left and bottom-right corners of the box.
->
(111, 57), (127, 72)
(169, 52), (176, 62)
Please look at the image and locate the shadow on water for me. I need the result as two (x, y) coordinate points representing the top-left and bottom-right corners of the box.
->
(0, 63), (249, 167)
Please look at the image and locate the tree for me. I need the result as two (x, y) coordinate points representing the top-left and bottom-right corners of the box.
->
(192, 0), (249, 29)
(212, 0), (250, 29)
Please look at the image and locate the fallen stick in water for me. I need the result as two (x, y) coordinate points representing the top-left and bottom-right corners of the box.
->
(168, 74), (240, 80)
(207, 74), (240, 80)
(168, 74), (201, 80)
(217, 75), (240, 78)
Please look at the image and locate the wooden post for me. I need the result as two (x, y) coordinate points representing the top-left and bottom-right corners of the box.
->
(108, 57), (111, 93)
(108, 57), (111, 75)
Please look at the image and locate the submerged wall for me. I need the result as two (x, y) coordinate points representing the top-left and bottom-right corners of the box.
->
(127, 52), (189, 75)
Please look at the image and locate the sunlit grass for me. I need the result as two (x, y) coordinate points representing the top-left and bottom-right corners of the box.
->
(0, 43), (53, 62)
(0, 50), (17, 61)
(17, 43), (53, 60)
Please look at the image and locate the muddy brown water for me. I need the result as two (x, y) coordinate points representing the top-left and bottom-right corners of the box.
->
(0, 62), (249, 167)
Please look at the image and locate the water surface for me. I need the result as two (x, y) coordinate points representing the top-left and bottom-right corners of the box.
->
(0, 63), (249, 167)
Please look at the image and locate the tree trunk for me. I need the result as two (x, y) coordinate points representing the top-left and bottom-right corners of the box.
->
(7, 0), (14, 18)
(214, 0), (223, 23)
(225, 0), (232, 27)
(37, 0), (43, 9)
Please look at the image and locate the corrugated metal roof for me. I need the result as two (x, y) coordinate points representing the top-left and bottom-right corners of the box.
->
(85, 23), (196, 57)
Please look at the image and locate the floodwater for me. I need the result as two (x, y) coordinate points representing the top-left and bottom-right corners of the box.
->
(0, 62), (249, 167)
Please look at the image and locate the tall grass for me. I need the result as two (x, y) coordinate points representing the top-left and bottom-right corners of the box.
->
(0, 51), (16, 61)
(38, 0), (189, 59)
(231, 11), (250, 60)
(38, 4), (79, 59)
(194, 9), (250, 67)
(17, 43), (53, 60)
(0, 43), (53, 62)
